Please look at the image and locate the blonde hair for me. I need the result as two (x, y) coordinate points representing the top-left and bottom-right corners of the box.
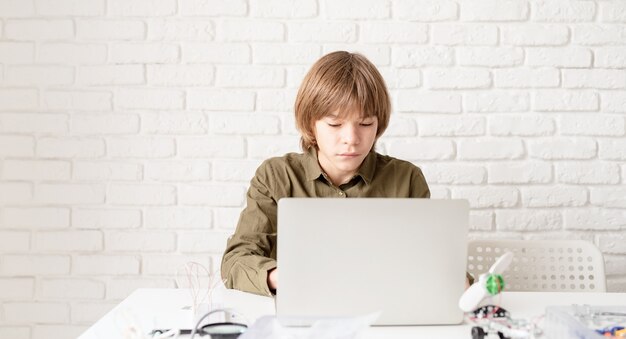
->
(294, 51), (391, 151)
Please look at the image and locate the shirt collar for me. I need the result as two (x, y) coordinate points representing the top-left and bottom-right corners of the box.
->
(304, 147), (324, 181)
(356, 150), (376, 185)
(303, 147), (376, 185)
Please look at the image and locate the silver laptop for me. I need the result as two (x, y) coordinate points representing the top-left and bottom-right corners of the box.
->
(276, 198), (469, 326)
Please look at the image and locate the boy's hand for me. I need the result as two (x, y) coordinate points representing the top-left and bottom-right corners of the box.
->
(267, 268), (278, 291)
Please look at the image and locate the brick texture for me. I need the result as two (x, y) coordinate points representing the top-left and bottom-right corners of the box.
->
(1, 2), (625, 337)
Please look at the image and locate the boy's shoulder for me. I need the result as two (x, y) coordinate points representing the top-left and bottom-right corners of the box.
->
(260, 152), (307, 168)
(253, 152), (311, 188)
(373, 152), (424, 174)
(256, 152), (310, 177)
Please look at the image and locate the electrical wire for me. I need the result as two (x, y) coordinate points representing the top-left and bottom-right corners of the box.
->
(189, 308), (247, 339)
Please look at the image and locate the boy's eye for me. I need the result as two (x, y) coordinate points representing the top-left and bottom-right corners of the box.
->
(360, 122), (373, 126)
(327, 123), (341, 127)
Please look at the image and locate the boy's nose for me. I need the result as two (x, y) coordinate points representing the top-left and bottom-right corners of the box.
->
(341, 125), (360, 144)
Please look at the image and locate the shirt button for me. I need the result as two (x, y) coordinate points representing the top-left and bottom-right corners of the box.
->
(339, 191), (344, 196)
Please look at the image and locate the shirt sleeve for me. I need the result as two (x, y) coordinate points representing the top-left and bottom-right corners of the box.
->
(221, 162), (278, 297)
(410, 166), (430, 198)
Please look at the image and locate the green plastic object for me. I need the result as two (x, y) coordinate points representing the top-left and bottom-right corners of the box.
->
(486, 274), (505, 295)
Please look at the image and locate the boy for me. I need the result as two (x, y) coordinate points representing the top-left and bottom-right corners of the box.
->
(221, 51), (462, 296)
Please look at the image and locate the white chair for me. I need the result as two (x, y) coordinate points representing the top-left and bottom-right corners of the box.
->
(467, 239), (606, 292)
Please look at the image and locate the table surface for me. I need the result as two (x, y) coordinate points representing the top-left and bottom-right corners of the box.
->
(79, 288), (626, 339)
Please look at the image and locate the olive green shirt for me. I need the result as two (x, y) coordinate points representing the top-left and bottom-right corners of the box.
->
(221, 148), (431, 296)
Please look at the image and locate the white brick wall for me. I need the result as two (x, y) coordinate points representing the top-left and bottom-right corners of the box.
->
(1, 1), (626, 337)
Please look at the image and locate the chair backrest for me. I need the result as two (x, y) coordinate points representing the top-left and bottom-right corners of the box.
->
(467, 239), (606, 292)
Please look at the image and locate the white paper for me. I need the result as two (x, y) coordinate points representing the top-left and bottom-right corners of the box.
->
(238, 312), (380, 339)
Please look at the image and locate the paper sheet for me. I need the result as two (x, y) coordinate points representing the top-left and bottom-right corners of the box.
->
(239, 312), (380, 339)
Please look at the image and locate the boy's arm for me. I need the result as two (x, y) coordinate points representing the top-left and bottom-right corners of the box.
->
(409, 167), (430, 198)
(221, 164), (277, 297)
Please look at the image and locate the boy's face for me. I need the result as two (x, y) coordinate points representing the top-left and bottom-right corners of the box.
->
(313, 107), (378, 183)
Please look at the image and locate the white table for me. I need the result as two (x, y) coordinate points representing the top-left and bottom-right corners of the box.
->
(80, 288), (626, 339)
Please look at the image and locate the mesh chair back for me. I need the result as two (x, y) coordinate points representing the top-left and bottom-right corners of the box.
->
(467, 239), (606, 292)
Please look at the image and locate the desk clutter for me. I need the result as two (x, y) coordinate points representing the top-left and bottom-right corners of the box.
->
(239, 313), (379, 339)
(463, 251), (624, 339)
(544, 305), (626, 338)
(463, 252), (544, 338)
(147, 312), (378, 339)
(467, 305), (626, 339)
(467, 305), (543, 339)
(144, 305), (626, 339)
(123, 255), (621, 339)
(460, 251), (514, 312)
